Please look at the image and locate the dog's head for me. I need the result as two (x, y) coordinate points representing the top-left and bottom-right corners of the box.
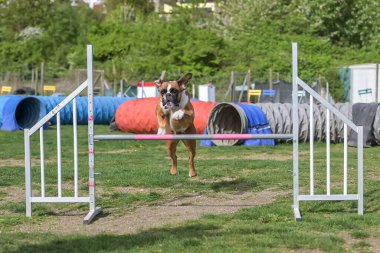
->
(155, 72), (192, 110)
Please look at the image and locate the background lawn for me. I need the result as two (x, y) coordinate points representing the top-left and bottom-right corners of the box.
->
(0, 125), (379, 253)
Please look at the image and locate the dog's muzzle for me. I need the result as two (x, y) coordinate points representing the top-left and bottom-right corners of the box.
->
(163, 93), (179, 108)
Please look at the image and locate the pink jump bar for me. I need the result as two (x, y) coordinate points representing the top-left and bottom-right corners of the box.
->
(94, 133), (293, 141)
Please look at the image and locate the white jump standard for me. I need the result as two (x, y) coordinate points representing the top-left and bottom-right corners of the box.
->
(24, 43), (364, 224)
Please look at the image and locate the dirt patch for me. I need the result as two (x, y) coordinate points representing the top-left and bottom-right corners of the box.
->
(341, 231), (380, 253)
(112, 186), (169, 194)
(9, 188), (290, 235)
(367, 236), (380, 253)
(0, 186), (26, 203)
(284, 249), (324, 253)
(196, 153), (290, 161)
(79, 149), (139, 155)
(0, 158), (55, 168)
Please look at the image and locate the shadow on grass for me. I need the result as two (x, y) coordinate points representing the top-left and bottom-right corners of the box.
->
(211, 178), (257, 193)
(7, 223), (221, 253)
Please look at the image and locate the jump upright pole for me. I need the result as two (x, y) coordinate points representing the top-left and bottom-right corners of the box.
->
(84, 45), (102, 224)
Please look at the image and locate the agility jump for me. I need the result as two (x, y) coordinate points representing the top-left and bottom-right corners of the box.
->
(24, 43), (364, 224)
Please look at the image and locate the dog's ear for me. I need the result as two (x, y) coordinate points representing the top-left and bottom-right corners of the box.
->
(155, 71), (166, 90)
(154, 79), (163, 89)
(177, 73), (192, 90)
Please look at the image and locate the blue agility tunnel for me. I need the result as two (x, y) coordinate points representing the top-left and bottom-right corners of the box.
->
(0, 95), (133, 131)
(205, 103), (274, 146)
(36, 96), (132, 125)
(0, 95), (46, 131)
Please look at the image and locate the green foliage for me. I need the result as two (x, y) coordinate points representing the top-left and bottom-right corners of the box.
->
(299, 0), (380, 48)
(0, 0), (100, 78)
(88, 13), (226, 82)
(1, 0), (380, 100)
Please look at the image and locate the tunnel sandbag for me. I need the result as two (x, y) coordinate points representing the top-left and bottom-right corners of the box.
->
(238, 103), (274, 146)
(348, 103), (378, 147)
(254, 102), (356, 143)
(200, 127), (215, 146)
(115, 97), (216, 134)
(0, 95), (46, 131)
(207, 103), (247, 146)
(36, 96), (131, 125)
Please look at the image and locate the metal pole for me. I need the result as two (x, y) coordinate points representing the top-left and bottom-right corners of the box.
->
(120, 80), (123, 97)
(32, 69), (35, 95)
(343, 123), (348, 195)
(88, 45), (95, 211)
(73, 98), (78, 198)
(40, 127), (45, 197)
(35, 67), (39, 95)
(357, 126), (364, 215)
(24, 129), (32, 217)
(142, 80), (146, 98)
(292, 42), (300, 221)
(41, 62), (44, 95)
(94, 133), (293, 141)
(84, 44), (102, 224)
(310, 96), (314, 195)
(57, 111), (62, 198)
(326, 83), (330, 195)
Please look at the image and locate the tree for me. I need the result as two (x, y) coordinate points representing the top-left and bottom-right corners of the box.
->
(298, 0), (380, 48)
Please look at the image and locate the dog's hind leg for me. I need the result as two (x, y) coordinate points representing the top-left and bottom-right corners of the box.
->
(167, 140), (180, 175)
(183, 139), (196, 177)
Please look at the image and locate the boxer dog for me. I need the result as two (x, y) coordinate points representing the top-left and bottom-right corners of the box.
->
(155, 72), (197, 177)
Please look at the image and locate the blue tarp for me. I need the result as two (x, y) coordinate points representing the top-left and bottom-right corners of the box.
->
(238, 104), (274, 146)
(200, 127), (215, 146)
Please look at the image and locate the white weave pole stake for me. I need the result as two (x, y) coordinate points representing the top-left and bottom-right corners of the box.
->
(73, 98), (78, 198)
(326, 83), (331, 195)
(309, 96), (314, 195)
(40, 127), (45, 197)
(343, 123), (348, 195)
(57, 111), (62, 198)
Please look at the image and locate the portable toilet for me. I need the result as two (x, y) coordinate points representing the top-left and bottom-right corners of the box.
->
(340, 64), (380, 103)
(198, 84), (216, 102)
(137, 81), (157, 98)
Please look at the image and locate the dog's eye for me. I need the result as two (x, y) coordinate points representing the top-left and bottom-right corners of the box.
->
(170, 88), (177, 94)
(161, 89), (167, 95)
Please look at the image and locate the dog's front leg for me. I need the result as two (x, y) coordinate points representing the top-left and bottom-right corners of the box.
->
(156, 106), (169, 135)
(167, 140), (180, 175)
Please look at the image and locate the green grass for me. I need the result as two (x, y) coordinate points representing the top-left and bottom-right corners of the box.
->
(1, 125), (380, 253)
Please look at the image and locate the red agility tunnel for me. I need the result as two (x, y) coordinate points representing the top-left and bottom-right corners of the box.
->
(115, 97), (217, 134)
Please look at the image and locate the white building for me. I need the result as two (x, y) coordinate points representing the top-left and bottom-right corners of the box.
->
(342, 64), (380, 103)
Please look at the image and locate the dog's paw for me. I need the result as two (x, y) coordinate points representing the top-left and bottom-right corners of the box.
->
(172, 110), (185, 120)
(157, 127), (166, 135)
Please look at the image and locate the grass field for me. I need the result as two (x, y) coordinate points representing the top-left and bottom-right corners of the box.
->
(1, 125), (380, 253)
